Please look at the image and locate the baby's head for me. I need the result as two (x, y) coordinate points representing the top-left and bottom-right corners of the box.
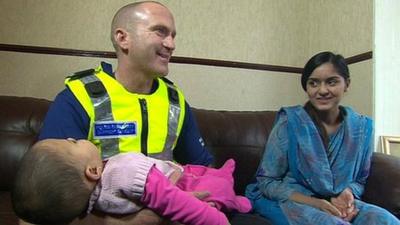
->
(12, 138), (103, 225)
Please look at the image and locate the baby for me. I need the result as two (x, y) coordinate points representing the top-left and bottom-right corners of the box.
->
(12, 138), (251, 225)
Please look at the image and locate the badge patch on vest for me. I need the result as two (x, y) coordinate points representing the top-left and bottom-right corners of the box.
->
(94, 121), (137, 139)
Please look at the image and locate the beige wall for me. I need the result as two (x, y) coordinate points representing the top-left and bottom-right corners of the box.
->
(304, 1), (373, 116)
(0, 0), (372, 114)
(374, 0), (400, 149)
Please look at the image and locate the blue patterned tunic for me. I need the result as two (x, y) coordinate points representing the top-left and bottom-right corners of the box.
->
(246, 106), (400, 225)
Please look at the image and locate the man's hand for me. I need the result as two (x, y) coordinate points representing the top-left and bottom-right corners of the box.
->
(70, 208), (166, 225)
(330, 188), (358, 221)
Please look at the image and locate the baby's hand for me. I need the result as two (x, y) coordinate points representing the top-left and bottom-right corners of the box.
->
(190, 191), (219, 206)
(168, 168), (182, 184)
(166, 161), (183, 184)
(191, 191), (210, 200)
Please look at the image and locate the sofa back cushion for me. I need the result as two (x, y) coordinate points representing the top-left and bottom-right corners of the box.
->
(0, 96), (50, 191)
(193, 109), (277, 195)
(363, 153), (400, 218)
(0, 96), (278, 195)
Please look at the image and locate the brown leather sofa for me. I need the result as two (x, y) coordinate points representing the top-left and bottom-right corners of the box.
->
(1, 95), (400, 225)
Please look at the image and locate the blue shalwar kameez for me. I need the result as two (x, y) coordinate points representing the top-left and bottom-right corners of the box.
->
(246, 106), (400, 225)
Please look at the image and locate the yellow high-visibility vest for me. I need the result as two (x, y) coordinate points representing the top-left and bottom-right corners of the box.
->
(65, 65), (185, 159)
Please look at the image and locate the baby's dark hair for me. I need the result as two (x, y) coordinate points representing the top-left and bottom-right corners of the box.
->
(11, 140), (92, 225)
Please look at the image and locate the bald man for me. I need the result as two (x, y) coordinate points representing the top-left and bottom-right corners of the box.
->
(37, 1), (214, 224)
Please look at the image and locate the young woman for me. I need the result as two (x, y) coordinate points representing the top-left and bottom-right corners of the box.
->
(246, 51), (400, 225)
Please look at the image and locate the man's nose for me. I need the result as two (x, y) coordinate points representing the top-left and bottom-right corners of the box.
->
(163, 35), (175, 51)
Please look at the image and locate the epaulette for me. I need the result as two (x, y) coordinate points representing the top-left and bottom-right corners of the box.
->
(161, 77), (179, 104)
(66, 69), (95, 81)
(160, 77), (174, 85)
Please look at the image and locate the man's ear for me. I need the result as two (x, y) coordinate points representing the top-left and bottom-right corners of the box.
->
(114, 28), (130, 52)
(85, 166), (102, 181)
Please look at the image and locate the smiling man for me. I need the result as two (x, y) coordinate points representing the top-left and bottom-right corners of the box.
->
(37, 1), (214, 224)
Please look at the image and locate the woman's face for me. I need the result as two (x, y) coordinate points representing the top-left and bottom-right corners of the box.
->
(306, 63), (349, 113)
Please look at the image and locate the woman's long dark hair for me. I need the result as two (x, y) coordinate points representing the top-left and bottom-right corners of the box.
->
(301, 51), (349, 91)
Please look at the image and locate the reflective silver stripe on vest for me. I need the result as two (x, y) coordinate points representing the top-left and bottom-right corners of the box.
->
(150, 82), (181, 160)
(81, 75), (119, 159)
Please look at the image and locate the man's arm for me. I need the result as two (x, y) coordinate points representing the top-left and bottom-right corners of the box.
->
(38, 89), (171, 225)
(173, 102), (214, 166)
(70, 209), (166, 225)
(20, 212), (166, 225)
(38, 89), (89, 140)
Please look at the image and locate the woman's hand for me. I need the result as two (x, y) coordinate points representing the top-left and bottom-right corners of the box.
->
(310, 198), (342, 217)
(330, 188), (358, 221)
(290, 192), (341, 217)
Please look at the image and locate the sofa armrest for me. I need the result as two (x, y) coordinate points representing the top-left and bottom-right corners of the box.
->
(0, 96), (50, 191)
(362, 152), (400, 218)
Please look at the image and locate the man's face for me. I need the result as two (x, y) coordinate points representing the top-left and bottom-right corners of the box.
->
(127, 3), (176, 78)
